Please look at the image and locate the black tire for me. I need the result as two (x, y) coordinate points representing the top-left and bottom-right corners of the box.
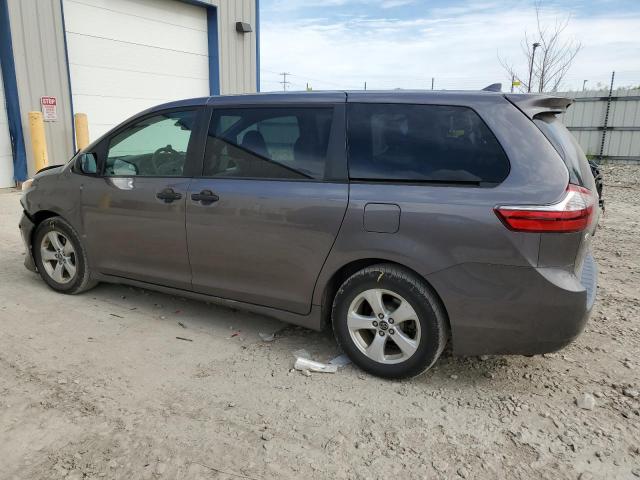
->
(332, 264), (448, 379)
(32, 216), (97, 294)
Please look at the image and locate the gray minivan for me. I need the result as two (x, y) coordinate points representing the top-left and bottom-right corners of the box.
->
(19, 90), (599, 378)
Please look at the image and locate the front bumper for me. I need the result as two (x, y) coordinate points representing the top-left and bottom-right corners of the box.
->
(19, 212), (37, 272)
(427, 254), (597, 356)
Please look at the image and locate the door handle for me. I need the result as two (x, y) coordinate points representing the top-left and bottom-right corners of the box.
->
(191, 190), (219, 205)
(156, 188), (182, 203)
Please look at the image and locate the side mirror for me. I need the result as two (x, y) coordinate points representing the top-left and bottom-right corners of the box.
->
(77, 153), (97, 174)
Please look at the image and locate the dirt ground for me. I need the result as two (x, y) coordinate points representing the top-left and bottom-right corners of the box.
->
(0, 165), (639, 480)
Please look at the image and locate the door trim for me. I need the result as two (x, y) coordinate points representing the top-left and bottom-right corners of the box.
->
(95, 272), (324, 331)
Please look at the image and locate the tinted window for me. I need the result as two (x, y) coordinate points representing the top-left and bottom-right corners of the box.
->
(105, 110), (196, 177)
(203, 108), (333, 180)
(347, 104), (509, 184)
(534, 114), (590, 186)
(80, 153), (97, 174)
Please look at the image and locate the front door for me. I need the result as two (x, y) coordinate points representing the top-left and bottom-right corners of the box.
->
(186, 105), (348, 314)
(81, 108), (201, 290)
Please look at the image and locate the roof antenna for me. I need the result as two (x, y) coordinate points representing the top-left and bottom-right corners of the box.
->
(482, 83), (502, 92)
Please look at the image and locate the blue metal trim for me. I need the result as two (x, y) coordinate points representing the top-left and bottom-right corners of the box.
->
(176, 0), (220, 96)
(255, 0), (260, 92)
(175, 0), (212, 7)
(59, 0), (77, 152)
(0, 0), (27, 182)
(207, 6), (220, 96)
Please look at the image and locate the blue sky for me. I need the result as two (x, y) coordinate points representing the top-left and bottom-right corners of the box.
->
(259, 0), (640, 92)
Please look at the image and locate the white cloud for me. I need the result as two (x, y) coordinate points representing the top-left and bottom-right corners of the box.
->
(380, 0), (416, 8)
(260, 2), (640, 92)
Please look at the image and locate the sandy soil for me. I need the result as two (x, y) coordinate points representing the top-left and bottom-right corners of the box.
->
(0, 165), (638, 480)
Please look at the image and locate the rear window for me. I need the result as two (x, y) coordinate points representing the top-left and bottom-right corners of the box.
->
(347, 103), (510, 184)
(533, 114), (590, 186)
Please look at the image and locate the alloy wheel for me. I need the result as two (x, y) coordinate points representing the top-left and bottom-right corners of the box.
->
(40, 231), (77, 284)
(347, 288), (421, 364)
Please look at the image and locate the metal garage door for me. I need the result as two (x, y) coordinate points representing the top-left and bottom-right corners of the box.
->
(0, 66), (13, 187)
(62, 0), (210, 141)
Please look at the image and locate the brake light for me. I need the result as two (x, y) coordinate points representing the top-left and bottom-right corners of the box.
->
(494, 185), (596, 233)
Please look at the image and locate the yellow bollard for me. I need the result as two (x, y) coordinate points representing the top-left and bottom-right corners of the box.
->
(74, 113), (90, 150)
(28, 111), (49, 172)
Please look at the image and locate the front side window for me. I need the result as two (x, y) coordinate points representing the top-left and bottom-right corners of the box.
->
(203, 107), (333, 180)
(347, 103), (510, 184)
(105, 110), (196, 177)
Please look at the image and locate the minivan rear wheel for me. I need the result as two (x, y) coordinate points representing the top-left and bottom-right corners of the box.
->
(332, 264), (448, 379)
(32, 216), (96, 294)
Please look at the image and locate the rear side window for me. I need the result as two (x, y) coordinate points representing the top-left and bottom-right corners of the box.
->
(203, 107), (333, 180)
(534, 114), (590, 186)
(347, 103), (509, 184)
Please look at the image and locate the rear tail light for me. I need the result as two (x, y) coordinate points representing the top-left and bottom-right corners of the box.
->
(494, 184), (596, 233)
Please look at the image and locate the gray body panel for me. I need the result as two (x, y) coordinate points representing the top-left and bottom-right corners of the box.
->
(80, 176), (192, 290)
(186, 179), (348, 314)
(19, 90), (598, 357)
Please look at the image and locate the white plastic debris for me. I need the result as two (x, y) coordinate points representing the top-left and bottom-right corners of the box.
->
(576, 392), (596, 410)
(292, 348), (311, 359)
(294, 357), (338, 374)
(328, 354), (352, 367)
(258, 332), (275, 342)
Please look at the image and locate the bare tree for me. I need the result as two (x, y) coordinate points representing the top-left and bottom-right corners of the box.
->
(499, 1), (581, 93)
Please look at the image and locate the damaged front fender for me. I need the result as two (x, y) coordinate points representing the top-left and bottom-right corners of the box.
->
(19, 212), (37, 272)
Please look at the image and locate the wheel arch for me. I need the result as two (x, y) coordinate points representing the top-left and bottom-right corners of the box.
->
(31, 209), (61, 225)
(28, 210), (64, 245)
(318, 258), (451, 334)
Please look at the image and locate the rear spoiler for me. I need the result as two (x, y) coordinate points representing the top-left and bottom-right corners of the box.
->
(504, 94), (573, 119)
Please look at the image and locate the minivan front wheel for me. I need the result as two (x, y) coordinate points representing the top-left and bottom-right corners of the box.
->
(332, 264), (448, 379)
(32, 217), (96, 294)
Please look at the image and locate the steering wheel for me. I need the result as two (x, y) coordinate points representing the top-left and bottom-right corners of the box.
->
(151, 145), (181, 175)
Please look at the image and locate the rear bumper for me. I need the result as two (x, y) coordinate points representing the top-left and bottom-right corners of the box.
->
(19, 212), (37, 272)
(427, 254), (597, 356)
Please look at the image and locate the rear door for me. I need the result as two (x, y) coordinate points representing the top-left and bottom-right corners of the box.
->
(185, 104), (348, 314)
(81, 108), (205, 290)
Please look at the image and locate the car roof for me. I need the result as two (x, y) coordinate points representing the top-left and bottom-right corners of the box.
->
(150, 90), (572, 120)
(152, 89), (508, 110)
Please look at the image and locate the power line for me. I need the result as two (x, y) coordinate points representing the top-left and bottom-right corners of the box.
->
(279, 72), (291, 91)
(259, 67), (637, 93)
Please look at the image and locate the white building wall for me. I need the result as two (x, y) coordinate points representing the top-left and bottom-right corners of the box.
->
(5, 0), (258, 179)
(7, 0), (75, 177)
(211, 0), (257, 95)
(62, 0), (211, 140)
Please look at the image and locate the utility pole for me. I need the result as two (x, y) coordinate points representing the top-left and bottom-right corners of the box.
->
(431, 77), (434, 90)
(527, 42), (540, 93)
(279, 72), (291, 91)
(511, 74), (515, 93)
(364, 81), (367, 90)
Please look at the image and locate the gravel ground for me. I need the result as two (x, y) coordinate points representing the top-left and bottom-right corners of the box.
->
(0, 165), (639, 480)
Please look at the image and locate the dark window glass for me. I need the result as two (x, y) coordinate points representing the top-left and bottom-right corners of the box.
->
(79, 153), (97, 174)
(106, 110), (196, 177)
(347, 104), (510, 184)
(203, 108), (333, 180)
(534, 114), (589, 186)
